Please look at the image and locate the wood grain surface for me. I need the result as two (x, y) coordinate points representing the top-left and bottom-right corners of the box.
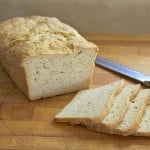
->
(1, 34), (150, 150)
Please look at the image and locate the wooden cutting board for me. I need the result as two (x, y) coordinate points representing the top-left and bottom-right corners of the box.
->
(1, 34), (150, 150)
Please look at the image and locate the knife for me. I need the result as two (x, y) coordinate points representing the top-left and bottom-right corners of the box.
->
(95, 56), (150, 87)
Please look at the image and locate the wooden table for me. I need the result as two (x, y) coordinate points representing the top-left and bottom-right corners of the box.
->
(1, 34), (150, 150)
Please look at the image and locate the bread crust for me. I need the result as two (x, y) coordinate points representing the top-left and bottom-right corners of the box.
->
(0, 16), (98, 63)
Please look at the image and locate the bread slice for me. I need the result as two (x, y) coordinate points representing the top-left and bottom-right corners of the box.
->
(134, 105), (150, 136)
(92, 84), (140, 132)
(114, 89), (150, 136)
(55, 80), (125, 126)
(0, 16), (99, 100)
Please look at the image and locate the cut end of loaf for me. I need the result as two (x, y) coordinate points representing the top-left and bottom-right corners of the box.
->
(23, 50), (97, 100)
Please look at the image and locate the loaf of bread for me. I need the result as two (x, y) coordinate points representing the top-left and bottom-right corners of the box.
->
(0, 16), (99, 100)
(55, 80), (150, 137)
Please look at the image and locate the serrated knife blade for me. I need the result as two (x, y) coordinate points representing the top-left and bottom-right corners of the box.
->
(95, 56), (150, 87)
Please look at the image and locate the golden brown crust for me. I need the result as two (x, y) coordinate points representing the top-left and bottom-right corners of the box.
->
(0, 16), (99, 63)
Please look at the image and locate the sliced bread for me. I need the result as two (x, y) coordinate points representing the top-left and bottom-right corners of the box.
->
(93, 84), (141, 132)
(134, 105), (150, 137)
(55, 80), (125, 126)
(114, 89), (150, 136)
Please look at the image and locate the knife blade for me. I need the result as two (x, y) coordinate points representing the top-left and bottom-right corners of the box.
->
(95, 56), (150, 87)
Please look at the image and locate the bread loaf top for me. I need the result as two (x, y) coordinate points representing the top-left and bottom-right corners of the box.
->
(0, 16), (98, 61)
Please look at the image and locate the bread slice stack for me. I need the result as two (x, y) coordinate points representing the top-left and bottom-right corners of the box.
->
(55, 80), (125, 126)
(55, 80), (150, 137)
(92, 84), (140, 133)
